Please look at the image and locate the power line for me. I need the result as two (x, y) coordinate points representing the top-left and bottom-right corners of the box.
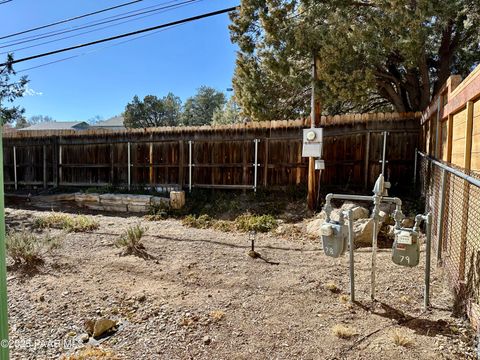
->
(0, 0), (179, 46)
(1, 6), (238, 67)
(0, 0), (200, 53)
(17, 23), (183, 73)
(0, 0), (13, 5)
(0, 0), (144, 40)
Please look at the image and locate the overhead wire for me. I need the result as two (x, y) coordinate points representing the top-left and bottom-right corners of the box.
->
(0, 0), (179, 46)
(0, 6), (238, 67)
(16, 23), (184, 73)
(0, 0), (145, 40)
(0, 0), (203, 55)
(0, 0), (198, 49)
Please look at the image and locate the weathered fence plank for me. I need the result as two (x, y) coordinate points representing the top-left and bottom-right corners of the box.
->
(3, 112), (420, 191)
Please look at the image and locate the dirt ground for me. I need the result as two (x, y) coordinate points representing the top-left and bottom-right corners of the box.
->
(3, 207), (476, 359)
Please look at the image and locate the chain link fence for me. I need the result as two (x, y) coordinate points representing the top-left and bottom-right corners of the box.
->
(418, 152), (480, 322)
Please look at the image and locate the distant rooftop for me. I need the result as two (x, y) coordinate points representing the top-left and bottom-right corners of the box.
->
(93, 116), (125, 129)
(19, 121), (90, 131)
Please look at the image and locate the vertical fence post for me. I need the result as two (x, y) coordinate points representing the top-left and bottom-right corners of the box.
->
(380, 131), (387, 176)
(127, 142), (131, 191)
(110, 144), (114, 185)
(0, 127), (9, 360)
(58, 144), (62, 186)
(149, 135), (154, 186)
(13, 146), (17, 190)
(253, 139), (259, 192)
(43, 145), (47, 189)
(178, 140), (184, 189)
(436, 168), (447, 266)
(188, 140), (192, 192)
(263, 138), (269, 188)
(424, 212), (433, 309)
(413, 147), (418, 186)
(52, 137), (58, 188)
(364, 131), (371, 189)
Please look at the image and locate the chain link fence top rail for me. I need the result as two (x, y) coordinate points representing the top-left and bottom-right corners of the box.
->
(418, 153), (480, 319)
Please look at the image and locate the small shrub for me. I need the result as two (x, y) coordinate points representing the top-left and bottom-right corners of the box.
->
(212, 220), (234, 232)
(209, 310), (225, 321)
(116, 224), (152, 259)
(61, 346), (120, 359)
(332, 324), (356, 339)
(35, 212), (99, 232)
(325, 282), (340, 293)
(182, 214), (212, 229)
(391, 329), (413, 347)
(6, 231), (60, 267)
(234, 214), (277, 233)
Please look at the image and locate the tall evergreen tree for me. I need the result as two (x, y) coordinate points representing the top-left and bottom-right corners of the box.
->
(182, 86), (226, 126)
(0, 54), (28, 125)
(229, 0), (480, 119)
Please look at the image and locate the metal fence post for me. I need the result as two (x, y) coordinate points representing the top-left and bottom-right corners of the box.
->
(58, 144), (62, 186)
(127, 142), (131, 190)
(347, 209), (355, 303)
(425, 212), (433, 309)
(188, 140), (192, 192)
(253, 139), (260, 192)
(436, 168), (447, 266)
(43, 145), (47, 189)
(413, 147), (417, 186)
(13, 146), (17, 190)
(0, 127), (10, 360)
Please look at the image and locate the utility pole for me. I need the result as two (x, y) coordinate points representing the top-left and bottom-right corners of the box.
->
(307, 53), (321, 210)
(0, 125), (10, 360)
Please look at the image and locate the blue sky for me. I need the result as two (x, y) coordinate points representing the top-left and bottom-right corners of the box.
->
(0, 0), (239, 121)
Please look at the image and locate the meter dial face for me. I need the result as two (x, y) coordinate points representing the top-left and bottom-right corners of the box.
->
(306, 131), (316, 141)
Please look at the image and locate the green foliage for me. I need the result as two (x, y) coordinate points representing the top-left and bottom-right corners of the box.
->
(6, 231), (60, 266)
(234, 213), (277, 233)
(1, 54), (28, 125)
(212, 97), (242, 125)
(144, 201), (170, 221)
(182, 214), (213, 229)
(116, 224), (152, 259)
(35, 212), (99, 232)
(124, 93), (182, 128)
(229, 0), (480, 118)
(182, 213), (277, 233)
(116, 224), (146, 248)
(182, 86), (226, 126)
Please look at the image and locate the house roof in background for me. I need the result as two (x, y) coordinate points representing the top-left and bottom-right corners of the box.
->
(19, 121), (90, 131)
(94, 116), (125, 128)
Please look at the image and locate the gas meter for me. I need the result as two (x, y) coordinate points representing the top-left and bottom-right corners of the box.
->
(321, 222), (348, 258)
(302, 128), (323, 158)
(392, 229), (420, 267)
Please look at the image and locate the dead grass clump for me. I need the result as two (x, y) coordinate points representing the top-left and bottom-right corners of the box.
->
(6, 231), (60, 267)
(325, 282), (340, 293)
(35, 212), (99, 232)
(391, 329), (413, 347)
(332, 324), (356, 339)
(212, 220), (234, 232)
(209, 310), (225, 321)
(339, 294), (350, 303)
(61, 346), (120, 359)
(234, 213), (277, 233)
(116, 224), (152, 259)
(182, 214), (212, 229)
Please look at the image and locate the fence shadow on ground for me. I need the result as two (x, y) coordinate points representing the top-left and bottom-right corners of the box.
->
(355, 301), (457, 338)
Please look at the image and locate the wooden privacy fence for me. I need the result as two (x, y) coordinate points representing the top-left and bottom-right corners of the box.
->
(3, 112), (420, 192)
(420, 63), (480, 326)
